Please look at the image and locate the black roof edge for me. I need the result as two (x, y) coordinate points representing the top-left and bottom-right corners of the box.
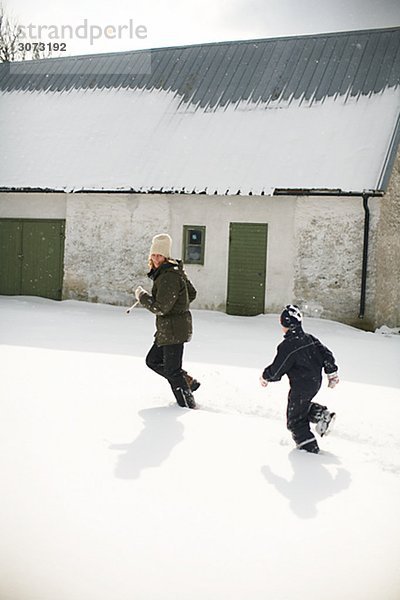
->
(0, 187), (66, 193)
(0, 187), (196, 194)
(0, 187), (385, 196)
(0, 187), (213, 194)
(273, 188), (384, 197)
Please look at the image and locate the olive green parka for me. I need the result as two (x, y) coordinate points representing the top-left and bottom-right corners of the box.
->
(139, 260), (196, 346)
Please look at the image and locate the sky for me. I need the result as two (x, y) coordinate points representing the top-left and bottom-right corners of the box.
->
(6, 0), (400, 56)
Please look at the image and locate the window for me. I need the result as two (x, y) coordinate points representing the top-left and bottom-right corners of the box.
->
(182, 226), (206, 265)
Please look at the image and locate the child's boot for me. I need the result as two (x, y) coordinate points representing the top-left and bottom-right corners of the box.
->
(297, 437), (320, 454)
(315, 410), (336, 437)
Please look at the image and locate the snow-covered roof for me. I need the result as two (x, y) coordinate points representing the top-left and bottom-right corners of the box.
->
(1, 27), (400, 195)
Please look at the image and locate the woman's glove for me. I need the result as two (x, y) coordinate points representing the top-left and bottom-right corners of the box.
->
(134, 286), (146, 301)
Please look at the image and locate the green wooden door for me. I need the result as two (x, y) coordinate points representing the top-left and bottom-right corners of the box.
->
(0, 219), (65, 300)
(226, 222), (268, 316)
(0, 220), (23, 294)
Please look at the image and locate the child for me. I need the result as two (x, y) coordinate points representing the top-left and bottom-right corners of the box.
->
(260, 304), (339, 454)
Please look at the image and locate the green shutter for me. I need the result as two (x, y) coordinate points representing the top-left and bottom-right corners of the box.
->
(226, 222), (268, 316)
(0, 219), (65, 300)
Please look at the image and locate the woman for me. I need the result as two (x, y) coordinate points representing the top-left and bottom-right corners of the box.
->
(135, 233), (200, 409)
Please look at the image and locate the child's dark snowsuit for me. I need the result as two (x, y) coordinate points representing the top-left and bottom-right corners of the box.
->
(262, 324), (338, 452)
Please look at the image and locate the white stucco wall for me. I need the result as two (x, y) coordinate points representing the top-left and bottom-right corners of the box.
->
(61, 193), (296, 311)
(374, 148), (400, 328)
(168, 194), (296, 312)
(0, 191), (386, 326)
(293, 195), (380, 325)
(0, 192), (66, 219)
(63, 194), (169, 305)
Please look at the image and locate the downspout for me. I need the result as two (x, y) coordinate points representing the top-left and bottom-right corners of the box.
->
(358, 193), (371, 319)
(273, 187), (380, 322)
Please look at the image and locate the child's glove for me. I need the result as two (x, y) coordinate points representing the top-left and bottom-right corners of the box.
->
(327, 372), (339, 389)
(134, 285), (146, 301)
(259, 376), (269, 388)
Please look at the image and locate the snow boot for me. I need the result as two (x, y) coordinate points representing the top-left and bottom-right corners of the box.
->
(173, 387), (197, 409)
(184, 373), (201, 392)
(315, 410), (336, 437)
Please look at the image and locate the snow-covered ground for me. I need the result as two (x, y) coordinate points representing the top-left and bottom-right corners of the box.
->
(1, 296), (399, 600)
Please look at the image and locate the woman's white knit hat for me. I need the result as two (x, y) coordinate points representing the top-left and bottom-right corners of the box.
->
(150, 233), (172, 258)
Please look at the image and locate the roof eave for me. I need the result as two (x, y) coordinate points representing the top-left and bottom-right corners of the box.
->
(0, 186), (385, 196)
(273, 188), (384, 197)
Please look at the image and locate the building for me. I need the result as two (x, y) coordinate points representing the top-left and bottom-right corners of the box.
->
(1, 27), (399, 328)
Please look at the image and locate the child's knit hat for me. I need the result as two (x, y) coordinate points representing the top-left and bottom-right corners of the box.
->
(280, 304), (303, 329)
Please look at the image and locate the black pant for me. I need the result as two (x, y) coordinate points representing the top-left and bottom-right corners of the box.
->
(286, 384), (326, 446)
(145, 342), (189, 394)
